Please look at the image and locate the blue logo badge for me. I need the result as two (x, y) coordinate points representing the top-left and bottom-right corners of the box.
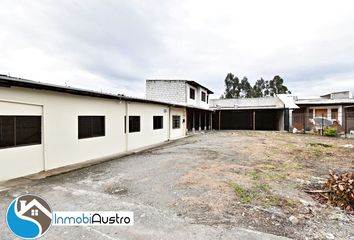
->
(6, 194), (52, 239)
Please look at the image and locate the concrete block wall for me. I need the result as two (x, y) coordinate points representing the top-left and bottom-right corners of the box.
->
(146, 80), (186, 105)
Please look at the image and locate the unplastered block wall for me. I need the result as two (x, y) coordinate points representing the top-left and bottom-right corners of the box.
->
(146, 80), (186, 104)
(126, 102), (170, 151)
(0, 87), (127, 172)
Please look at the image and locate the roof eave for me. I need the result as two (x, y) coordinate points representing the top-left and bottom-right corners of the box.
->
(0, 76), (187, 108)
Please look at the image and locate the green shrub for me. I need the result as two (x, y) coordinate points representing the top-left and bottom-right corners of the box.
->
(324, 127), (337, 137)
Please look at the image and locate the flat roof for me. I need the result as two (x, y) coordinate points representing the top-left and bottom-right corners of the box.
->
(320, 90), (351, 98)
(295, 98), (354, 105)
(0, 75), (186, 108)
(146, 79), (214, 94)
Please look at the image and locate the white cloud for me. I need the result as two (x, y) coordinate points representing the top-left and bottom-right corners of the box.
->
(0, 0), (354, 98)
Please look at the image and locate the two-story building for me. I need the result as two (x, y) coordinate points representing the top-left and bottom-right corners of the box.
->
(146, 80), (214, 132)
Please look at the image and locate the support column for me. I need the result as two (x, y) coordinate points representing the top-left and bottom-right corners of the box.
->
(338, 106), (343, 125)
(344, 108), (347, 137)
(204, 112), (207, 130)
(253, 110), (256, 130)
(209, 113), (212, 130)
(218, 110), (221, 130)
(192, 111), (195, 133)
(199, 111), (201, 131)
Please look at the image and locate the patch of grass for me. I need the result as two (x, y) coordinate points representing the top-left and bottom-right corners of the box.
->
(261, 195), (297, 208)
(231, 182), (296, 208)
(306, 142), (332, 148)
(248, 170), (261, 180)
(257, 162), (297, 181)
(303, 142), (334, 158)
(254, 181), (272, 192)
(231, 183), (256, 204)
(259, 164), (277, 171)
(264, 172), (288, 181)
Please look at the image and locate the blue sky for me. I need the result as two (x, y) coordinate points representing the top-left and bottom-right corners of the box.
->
(1, 0), (354, 98)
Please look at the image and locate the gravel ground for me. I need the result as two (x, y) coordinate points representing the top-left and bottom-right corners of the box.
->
(0, 131), (353, 240)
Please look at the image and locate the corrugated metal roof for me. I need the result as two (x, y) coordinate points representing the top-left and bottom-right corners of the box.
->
(277, 94), (300, 109)
(209, 97), (286, 110)
(0, 75), (187, 108)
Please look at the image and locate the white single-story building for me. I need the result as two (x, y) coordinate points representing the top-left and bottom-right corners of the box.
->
(0, 76), (189, 181)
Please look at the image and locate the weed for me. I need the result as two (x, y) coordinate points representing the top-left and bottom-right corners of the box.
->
(249, 170), (260, 180)
(232, 183), (256, 204)
(261, 195), (297, 208)
(324, 127), (337, 137)
(306, 142), (332, 148)
(231, 182), (296, 208)
(254, 180), (272, 192)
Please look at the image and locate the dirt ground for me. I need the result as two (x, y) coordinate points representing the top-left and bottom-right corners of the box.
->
(0, 131), (353, 240)
(176, 131), (354, 239)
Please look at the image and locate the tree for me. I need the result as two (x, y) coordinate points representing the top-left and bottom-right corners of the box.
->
(264, 75), (292, 96)
(240, 77), (252, 98)
(264, 80), (270, 96)
(252, 78), (265, 98)
(223, 73), (241, 98)
(222, 73), (291, 99)
(272, 75), (291, 95)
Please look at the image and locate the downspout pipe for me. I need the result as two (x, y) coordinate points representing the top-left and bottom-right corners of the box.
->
(168, 106), (171, 141)
(125, 101), (128, 152)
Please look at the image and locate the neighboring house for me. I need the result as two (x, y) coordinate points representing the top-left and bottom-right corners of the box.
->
(292, 91), (354, 133)
(146, 80), (214, 132)
(0, 76), (188, 181)
(209, 96), (291, 131)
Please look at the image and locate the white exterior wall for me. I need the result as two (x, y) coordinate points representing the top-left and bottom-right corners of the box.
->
(0, 87), (187, 181)
(169, 107), (187, 140)
(0, 87), (127, 179)
(0, 101), (44, 181)
(186, 84), (198, 106)
(277, 110), (285, 131)
(126, 102), (170, 151)
(186, 84), (209, 109)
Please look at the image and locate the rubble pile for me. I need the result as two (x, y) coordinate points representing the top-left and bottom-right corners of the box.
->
(323, 171), (354, 213)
